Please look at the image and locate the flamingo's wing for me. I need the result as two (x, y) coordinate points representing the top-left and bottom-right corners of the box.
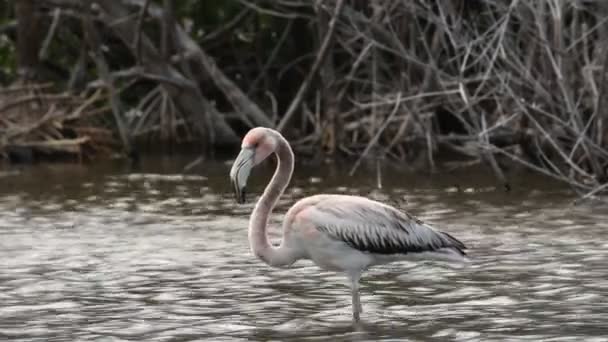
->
(303, 196), (466, 256)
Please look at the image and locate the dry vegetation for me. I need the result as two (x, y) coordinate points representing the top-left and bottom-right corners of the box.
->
(0, 83), (115, 162)
(2, 0), (608, 197)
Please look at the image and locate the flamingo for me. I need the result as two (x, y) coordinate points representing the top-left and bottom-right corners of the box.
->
(229, 127), (467, 322)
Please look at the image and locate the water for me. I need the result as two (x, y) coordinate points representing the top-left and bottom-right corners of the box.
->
(1, 158), (607, 341)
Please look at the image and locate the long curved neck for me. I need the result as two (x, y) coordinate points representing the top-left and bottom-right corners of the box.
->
(248, 134), (296, 267)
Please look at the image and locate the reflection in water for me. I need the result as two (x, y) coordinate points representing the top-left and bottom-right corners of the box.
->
(1, 159), (608, 341)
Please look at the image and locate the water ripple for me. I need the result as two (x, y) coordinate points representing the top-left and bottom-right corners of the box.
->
(1, 167), (607, 341)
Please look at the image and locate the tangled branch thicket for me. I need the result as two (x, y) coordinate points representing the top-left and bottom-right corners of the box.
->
(3, 0), (608, 197)
(0, 83), (114, 161)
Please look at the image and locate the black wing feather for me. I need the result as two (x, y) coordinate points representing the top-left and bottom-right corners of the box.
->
(310, 198), (467, 256)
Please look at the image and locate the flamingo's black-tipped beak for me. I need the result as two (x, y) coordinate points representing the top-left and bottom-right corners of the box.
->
(232, 178), (246, 204)
(230, 147), (254, 204)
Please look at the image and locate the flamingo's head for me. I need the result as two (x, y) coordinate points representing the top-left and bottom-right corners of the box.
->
(229, 127), (278, 204)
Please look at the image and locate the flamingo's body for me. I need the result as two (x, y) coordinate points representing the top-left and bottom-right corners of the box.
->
(230, 127), (467, 322)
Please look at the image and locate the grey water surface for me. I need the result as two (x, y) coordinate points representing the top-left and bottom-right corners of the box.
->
(1, 157), (607, 341)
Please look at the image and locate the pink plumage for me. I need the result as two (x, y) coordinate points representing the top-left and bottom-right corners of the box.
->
(230, 127), (467, 322)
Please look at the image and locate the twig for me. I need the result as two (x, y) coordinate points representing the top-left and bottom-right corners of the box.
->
(376, 157), (382, 189)
(577, 182), (608, 202)
(201, 8), (251, 44)
(66, 88), (104, 120)
(0, 83), (53, 93)
(352, 89), (461, 109)
(183, 156), (204, 172)
(236, 0), (310, 19)
(134, 0), (152, 64)
(349, 92), (402, 176)
(39, 8), (61, 60)
(0, 94), (73, 114)
(480, 111), (509, 189)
